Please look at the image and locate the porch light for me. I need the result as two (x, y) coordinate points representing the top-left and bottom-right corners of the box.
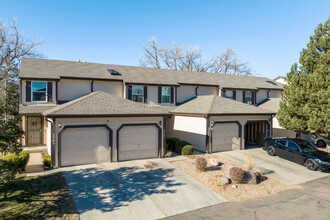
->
(159, 121), (162, 126)
(58, 123), (62, 128)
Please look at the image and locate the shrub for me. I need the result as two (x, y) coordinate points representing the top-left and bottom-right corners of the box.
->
(245, 155), (255, 170)
(43, 155), (51, 167)
(0, 151), (30, 171)
(175, 140), (191, 154)
(195, 157), (207, 171)
(181, 145), (194, 155)
(229, 166), (245, 184)
(166, 137), (180, 151)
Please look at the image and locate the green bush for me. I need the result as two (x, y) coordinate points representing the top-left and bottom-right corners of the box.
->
(0, 151), (30, 171)
(166, 137), (180, 147)
(43, 155), (51, 167)
(181, 145), (194, 155)
(175, 140), (191, 154)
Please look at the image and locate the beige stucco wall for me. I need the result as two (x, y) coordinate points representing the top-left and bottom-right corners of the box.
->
(146, 86), (176, 106)
(210, 115), (272, 149)
(167, 115), (207, 152)
(53, 116), (164, 167)
(93, 80), (123, 97)
(177, 85), (196, 103)
(58, 79), (91, 101)
(197, 86), (218, 96)
(46, 120), (52, 155)
(21, 80), (57, 105)
(269, 90), (282, 98)
(236, 90), (243, 102)
(257, 90), (268, 104)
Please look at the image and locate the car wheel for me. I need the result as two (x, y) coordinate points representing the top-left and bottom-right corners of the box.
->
(317, 140), (326, 148)
(266, 146), (276, 156)
(305, 159), (318, 171)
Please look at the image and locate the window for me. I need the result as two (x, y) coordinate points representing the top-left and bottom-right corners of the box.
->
(243, 91), (254, 105)
(288, 142), (299, 151)
(276, 139), (287, 146)
(225, 90), (234, 99)
(32, 82), (47, 102)
(161, 87), (171, 103)
(132, 85), (144, 103)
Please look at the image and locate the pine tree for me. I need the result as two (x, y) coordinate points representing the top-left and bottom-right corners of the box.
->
(277, 18), (330, 137)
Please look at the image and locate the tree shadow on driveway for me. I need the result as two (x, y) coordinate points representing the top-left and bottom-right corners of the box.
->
(62, 165), (184, 214)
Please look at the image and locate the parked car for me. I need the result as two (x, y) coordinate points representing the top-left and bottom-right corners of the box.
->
(300, 133), (328, 148)
(263, 137), (330, 171)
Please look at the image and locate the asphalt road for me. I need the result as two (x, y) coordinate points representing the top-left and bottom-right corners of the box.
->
(163, 175), (330, 220)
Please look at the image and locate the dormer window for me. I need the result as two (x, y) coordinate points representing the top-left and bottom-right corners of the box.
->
(107, 69), (121, 76)
(32, 82), (47, 102)
(132, 85), (144, 103)
(222, 89), (236, 100)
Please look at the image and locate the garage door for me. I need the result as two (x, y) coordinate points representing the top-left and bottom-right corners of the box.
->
(60, 127), (110, 166)
(212, 123), (240, 152)
(118, 125), (159, 161)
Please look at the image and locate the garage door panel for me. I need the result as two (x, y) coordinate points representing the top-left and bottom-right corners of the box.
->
(212, 123), (240, 152)
(118, 125), (159, 161)
(61, 127), (110, 166)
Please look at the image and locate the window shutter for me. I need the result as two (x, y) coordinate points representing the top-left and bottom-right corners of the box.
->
(222, 89), (226, 97)
(144, 86), (148, 103)
(26, 81), (31, 102)
(158, 87), (162, 103)
(170, 87), (174, 103)
(243, 91), (245, 103)
(253, 91), (256, 105)
(127, 86), (132, 100)
(233, 90), (236, 100)
(47, 82), (53, 102)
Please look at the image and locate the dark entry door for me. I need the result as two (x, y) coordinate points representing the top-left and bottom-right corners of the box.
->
(27, 117), (42, 145)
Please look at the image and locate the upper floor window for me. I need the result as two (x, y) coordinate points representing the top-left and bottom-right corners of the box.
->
(32, 82), (47, 102)
(243, 91), (255, 105)
(132, 85), (144, 103)
(161, 87), (171, 103)
(225, 90), (235, 99)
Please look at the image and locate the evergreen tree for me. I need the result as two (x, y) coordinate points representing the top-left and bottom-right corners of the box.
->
(278, 18), (330, 137)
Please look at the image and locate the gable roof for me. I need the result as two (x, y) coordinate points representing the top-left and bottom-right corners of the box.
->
(171, 95), (276, 115)
(19, 104), (58, 114)
(258, 98), (281, 112)
(20, 58), (283, 90)
(44, 91), (171, 117)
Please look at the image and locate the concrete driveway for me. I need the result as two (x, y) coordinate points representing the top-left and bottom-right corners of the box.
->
(61, 159), (226, 220)
(213, 148), (329, 185)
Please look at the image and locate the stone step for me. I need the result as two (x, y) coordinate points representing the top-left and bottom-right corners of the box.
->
(26, 153), (44, 173)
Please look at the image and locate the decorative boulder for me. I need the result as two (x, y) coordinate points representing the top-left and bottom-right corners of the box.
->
(243, 169), (258, 185)
(219, 176), (230, 185)
(209, 158), (219, 166)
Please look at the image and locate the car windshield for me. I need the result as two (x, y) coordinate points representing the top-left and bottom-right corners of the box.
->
(296, 141), (319, 153)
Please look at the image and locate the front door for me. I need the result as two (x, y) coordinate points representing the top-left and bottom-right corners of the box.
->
(27, 117), (42, 145)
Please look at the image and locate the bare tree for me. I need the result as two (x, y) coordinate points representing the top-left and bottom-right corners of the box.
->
(140, 36), (162, 68)
(210, 47), (252, 75)
(0, 20), (42, 121)
(140, 37), (252, 75)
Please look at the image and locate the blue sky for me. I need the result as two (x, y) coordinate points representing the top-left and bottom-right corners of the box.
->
(1, 0), (329, 79)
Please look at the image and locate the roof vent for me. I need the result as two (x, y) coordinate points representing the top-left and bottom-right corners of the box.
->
(266, 81), (277, 86)
(107, 69), (121, 76)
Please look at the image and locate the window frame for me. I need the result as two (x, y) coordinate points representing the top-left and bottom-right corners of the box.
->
(31, 81), (48, 103)
(225, 90), (234, 99)
(132, 85), (144, 103)
(161, 87), (171, 104)
(243, 90), (254, 105)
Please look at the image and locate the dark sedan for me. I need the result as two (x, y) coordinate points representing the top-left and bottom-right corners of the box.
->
(263, 137), (330, 171)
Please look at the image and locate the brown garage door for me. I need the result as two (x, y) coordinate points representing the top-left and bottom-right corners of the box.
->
(212, 123), (240, 152)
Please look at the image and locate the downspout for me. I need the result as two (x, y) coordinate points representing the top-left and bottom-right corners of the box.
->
(45, 117), (55, 168)
(91, 80), (94, 92)
(205, 114), (210, 153)
(195, 86), (199, 96)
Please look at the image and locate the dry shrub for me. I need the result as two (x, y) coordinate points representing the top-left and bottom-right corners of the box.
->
(229, 166), (245, 184)
(245, 155), (255, 170)
(195, 157), (207, 171)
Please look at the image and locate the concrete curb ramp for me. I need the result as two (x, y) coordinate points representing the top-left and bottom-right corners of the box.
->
(61, 159), (227, 220)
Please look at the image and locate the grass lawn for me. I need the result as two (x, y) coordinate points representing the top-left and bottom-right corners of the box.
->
(0, 173), (79, 220)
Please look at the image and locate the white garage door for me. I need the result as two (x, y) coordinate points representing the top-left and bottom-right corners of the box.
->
(212, 123), (240, 152)
(61, 127), (110, 166)
(118, 125), (159, 161)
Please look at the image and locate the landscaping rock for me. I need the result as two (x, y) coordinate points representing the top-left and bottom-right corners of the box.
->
(210, 158), (219, 166)
(219, 176), (230, 185)
(231, 184), (237, 188)
(326, 145), (330, 153)
(243, 169), (258, 185)
(165, 151), (172, 158)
